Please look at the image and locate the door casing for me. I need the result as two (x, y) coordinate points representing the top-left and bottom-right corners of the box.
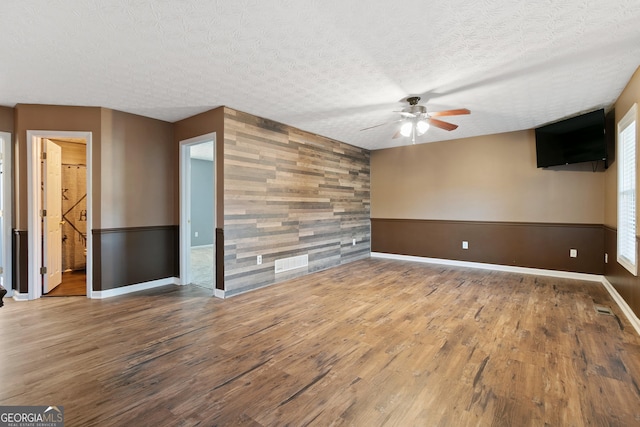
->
(27, 130), (92, 299)
(0, 132), (12, 297)
(179, 132), (218, 296)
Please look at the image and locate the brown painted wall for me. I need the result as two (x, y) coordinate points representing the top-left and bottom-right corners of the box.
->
(604, 66), (640, 317)
(0, 106), (14, 132)
(372, 130), (604, 223)
(93, 226), (178, 291)
(604, 227), (640, 315)
(173, 107), (225, 228)
(373, 219), (604, 274)
(605, 66), (640, 228)
(14, 104), (176, 291)
(99, 109), (174, 228)
(14, 104), (102, 228)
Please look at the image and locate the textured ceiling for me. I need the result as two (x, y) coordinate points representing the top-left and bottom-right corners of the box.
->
(2, 0), (640, 150)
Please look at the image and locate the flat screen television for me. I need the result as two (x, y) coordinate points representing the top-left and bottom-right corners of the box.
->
(535, 109), (607, 168)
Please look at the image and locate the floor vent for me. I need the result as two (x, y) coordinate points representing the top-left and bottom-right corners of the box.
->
(595, 305), (614, 316)
(275, 254), (308, 274)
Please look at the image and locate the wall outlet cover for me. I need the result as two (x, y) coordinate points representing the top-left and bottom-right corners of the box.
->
(570, 249), (577, 258)
(462, 241), (469, 250)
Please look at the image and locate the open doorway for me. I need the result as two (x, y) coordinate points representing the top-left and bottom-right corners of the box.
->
(46, 138), (87, 296)
(27, 131), (92, 300)
(180, 133), (216, 293)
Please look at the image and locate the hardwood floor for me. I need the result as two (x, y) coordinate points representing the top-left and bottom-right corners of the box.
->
(1, 258), (639, 426)
(46, 270), (87, 297)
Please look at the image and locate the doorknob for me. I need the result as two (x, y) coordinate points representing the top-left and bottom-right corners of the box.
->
(60, 220), (66, 225)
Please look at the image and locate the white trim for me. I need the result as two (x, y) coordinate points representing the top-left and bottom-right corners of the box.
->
(214, 289), (225, 299)
(617, 103), (638, 276)
(601, 277), (640, 337)
(191, 243), (214, 249)
(371, 252), (603, 282)
(179, 133), (217, 293)
(0, 132), (12, 296)
(371, 252), (640, 337)
(92, 277), (180, 299)
(12, 292), (29, 302)
(27, 131), (93, 300)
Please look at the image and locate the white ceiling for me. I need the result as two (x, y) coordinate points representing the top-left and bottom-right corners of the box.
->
(190, 140), (214, 161)
(2, 1), (640, 150)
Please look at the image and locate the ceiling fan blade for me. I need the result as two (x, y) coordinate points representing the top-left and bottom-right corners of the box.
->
(428, 118), (458, 131)
(429, 108), (470, 117)
(360, 118), (403, 131)
(392, 130), (402, 139)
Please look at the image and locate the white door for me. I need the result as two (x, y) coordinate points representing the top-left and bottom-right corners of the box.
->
(43, 139), (63, 293)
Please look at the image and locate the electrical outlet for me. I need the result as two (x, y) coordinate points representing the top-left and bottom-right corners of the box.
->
(257, 255), (262, 265)
(462, 241), (469, 250)
(194, 231), (198, 237)
(570, 249), (577, 258)
(352, 238), (356, 246)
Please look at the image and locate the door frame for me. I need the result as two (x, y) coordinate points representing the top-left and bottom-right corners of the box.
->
(179, 132), (217, 295)
(0, 132), (12, 297)
(27, 130), (92, 300)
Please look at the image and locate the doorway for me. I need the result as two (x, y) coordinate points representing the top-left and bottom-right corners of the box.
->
(27, 131), (92, 300)
(180, 133), (216, 293)
(47, 138), (88, 296)
(0, 132), (12, 297)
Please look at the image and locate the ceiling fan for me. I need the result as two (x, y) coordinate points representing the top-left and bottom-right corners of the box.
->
(361, 96), (470, 142)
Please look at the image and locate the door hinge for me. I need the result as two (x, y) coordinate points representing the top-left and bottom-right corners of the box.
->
(41, 152), (47, 160)
(40, 266), (47, 275)
(41, 209), (47, 217)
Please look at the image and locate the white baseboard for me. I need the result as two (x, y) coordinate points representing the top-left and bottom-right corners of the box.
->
(601, 277), (640, 336)
(371, 252), (603, 282)
(12, 291), (29, 302)
(214, 288), (225, 299)
(371, 252), (640, 337)
(191, 244), (214, 249)
(91, 277), (180, 299)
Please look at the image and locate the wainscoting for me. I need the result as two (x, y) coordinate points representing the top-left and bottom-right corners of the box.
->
(12, 229), (28, 294)
(92, 225), (178, 291)
(604, 226), (640, 318)
(371, 218), (604, 275)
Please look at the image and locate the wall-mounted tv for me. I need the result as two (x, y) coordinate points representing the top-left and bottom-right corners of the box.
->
(535, 109), (607, 168)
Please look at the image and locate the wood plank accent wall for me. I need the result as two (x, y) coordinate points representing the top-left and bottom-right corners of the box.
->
(223, 108), (370, 295)
(372, 218), (604, 275)
(604, 226), (640, 317)
(92, 226), (178, 291)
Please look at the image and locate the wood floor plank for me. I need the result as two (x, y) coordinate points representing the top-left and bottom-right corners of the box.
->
(1, 258), (640, 426)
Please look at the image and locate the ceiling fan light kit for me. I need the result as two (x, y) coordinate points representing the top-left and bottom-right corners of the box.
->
(361, 96), (470, 143)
